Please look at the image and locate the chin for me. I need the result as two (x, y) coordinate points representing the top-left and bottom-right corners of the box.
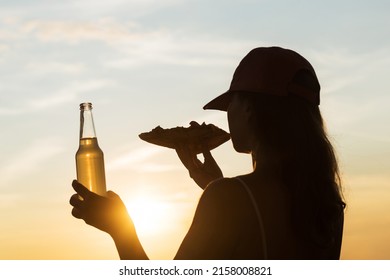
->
(232, 143), (251, 154)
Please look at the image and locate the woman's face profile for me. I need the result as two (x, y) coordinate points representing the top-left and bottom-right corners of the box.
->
(227, 94), (253, 154)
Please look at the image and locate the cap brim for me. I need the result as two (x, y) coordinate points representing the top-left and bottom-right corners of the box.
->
(203, 91), (232, 111)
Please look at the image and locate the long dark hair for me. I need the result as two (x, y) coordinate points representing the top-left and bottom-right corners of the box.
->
(242, 76), (346, 248)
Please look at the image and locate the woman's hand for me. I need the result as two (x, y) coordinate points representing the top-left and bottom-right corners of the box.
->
(69, 180), (134, 237)
(70, 180), (148, 259)
(176, 145), (223, 189)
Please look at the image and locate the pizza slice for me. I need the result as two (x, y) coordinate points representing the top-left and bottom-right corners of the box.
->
(139, 121), (230, 154)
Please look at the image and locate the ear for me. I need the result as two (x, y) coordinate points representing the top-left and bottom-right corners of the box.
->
(243, 99), (255, 124)
(241, 100), (259, 151)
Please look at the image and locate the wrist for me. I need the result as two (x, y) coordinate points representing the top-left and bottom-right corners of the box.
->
(109, 215), (134, 240)
(110, 219), (148, 260)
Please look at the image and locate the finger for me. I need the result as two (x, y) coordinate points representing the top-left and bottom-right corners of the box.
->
(175, 145), (188, 165)
(72, 180), (93, 199)
(202, 147), (212, 159)
(106, 190), (120, 199)
(69, 194), (83, 208)
(71, 207), (83, 219)
(202, 148), (217, 165)
(176, 145), (197, 169)
(192, 154), (203, 168)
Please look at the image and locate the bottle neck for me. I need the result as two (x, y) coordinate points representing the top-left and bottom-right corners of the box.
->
(79, 102), (97, 139)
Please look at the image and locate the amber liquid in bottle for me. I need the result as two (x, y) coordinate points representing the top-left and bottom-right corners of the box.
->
(75, 103), (107, 196)
(76, 138), (106, 196)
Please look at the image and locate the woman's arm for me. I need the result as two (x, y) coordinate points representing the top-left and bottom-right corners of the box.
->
(70, 180), (148, 260)
(110, 221), (148, 260)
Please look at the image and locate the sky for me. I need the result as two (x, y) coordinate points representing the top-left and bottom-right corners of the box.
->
(0, 0), (389, 260)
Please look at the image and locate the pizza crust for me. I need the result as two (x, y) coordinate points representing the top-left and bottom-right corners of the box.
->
(139, 121), (230, 154)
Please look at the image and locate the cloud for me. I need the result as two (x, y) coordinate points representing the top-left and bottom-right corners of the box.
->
(29, 79), (114, 110)
(307, 47), (390, 131)
(107, 145), (161, 170)
(0, 79), (114, 116)
(25, 61), (86, 75)
(0, 44), (10, 53)
(310, 47), (390, 94)
(102, 29), (255, 68)
(2, 17), (252, 67)
(65, 0), (183, 17)
(20, 18), (143, 44)
(0, 15), (257, 74)
(106, 145), (180, 173)
(0, 138), (64, 186)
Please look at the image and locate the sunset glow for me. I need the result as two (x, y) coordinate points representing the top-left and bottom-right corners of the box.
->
(125, 194), (172, 236)
(0, 0), (389, 260)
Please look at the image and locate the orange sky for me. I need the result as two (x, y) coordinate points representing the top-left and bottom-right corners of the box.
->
(1, 0), (390, 260)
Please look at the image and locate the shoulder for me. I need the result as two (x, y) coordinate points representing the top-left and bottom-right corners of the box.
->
(193, 177), (255, 235)
(202, 177), (246, 201)
(197, 177), (252, 217)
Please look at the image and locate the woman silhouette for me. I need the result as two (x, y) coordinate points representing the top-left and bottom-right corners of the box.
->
(70, 46), (346, 260)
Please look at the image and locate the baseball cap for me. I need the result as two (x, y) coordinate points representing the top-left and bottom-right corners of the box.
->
(203, 46), (320, 111)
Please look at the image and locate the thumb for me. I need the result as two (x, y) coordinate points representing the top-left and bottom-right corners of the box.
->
(201, 146), (214, 162)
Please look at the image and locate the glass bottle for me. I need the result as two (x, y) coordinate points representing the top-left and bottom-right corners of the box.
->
(75, 102), (107, 196)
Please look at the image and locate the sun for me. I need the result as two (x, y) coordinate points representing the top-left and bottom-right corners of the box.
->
(124, 193), (171, 237)
(119, 183), (198, 259)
